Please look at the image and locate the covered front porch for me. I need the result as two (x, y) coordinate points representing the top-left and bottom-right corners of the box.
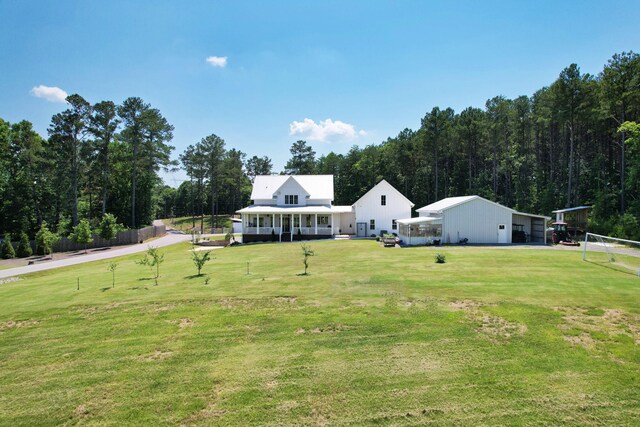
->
(237, 206), (352, 243)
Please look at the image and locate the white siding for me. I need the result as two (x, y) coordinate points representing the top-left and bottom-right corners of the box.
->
(274, 179), (308, 206)
(335, 212), (356, 235)
(441, 198), (512, 244)
(353, 181), (413, 236)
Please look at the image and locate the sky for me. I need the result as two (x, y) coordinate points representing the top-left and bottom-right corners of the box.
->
(1, 0), (640, 187)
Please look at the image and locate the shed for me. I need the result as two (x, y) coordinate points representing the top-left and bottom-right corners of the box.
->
(403, 195), (550, 245)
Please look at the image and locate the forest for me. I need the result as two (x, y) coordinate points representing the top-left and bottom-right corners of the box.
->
(1, 51), (639, 242)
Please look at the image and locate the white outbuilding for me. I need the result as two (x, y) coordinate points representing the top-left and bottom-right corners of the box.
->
(352, 179), (414, 237)
(398, 195), (549, 245)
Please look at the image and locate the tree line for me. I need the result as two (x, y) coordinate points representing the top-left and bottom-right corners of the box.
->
(1, 51), (639, 243)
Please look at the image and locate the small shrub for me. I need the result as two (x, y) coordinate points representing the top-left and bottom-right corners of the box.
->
(375, 235), (380, 241)
(1, 233), (15, 259)
(16, 232), (32, 258)
(191, 250), (212, 276)
(301, 244), (315, 275)
(435, 253), (446, 264)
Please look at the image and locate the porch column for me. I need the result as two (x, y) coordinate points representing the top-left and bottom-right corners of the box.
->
(299, 214), (302, 235)
(315, 213), (318, 235)
(279, 214), (283, 242)
(257, 214), (260, 234)
(331, 213), (335, 236)
(291, 215), (294, 242)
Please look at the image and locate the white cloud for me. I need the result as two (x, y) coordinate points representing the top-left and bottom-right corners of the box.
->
(30, 85), (68, 103)
(206, 56), (228, 68)
(289, 118), (366, 142)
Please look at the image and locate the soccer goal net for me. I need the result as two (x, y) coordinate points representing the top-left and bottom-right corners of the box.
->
(583, 232), (640, 277)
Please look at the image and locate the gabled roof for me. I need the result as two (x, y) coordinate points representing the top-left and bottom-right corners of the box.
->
(416, 195), (479, 212)
(250, 175), (334, 200)
(353, 179), (414, 207)
(417, 195), (551, 220)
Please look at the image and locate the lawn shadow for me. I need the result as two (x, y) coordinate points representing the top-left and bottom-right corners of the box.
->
(185, 274), (204, 280)
(137, 277), (154, 281)
(296, 273), (310, 276)
(99, 287), (111, 292)
(127, 286), (149, 291)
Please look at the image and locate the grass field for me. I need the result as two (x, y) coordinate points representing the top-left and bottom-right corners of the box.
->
(1, 240), (639, 425)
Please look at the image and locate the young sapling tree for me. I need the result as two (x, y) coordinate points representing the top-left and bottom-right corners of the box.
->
(137, 246), (164, 286)
(108, 261), (118, 288)
(1, 233), (15, 259)
(301, 244), (315, 275)
(191, 249), (212, 276)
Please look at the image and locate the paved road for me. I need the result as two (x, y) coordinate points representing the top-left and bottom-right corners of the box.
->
(0, 224), (191, 280)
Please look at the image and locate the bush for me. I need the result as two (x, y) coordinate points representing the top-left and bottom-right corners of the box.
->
(16, 232), (32, 258)
(375, 235), (380, 241)
(1, 233), (15, 259)
(434, 253), (446, 264)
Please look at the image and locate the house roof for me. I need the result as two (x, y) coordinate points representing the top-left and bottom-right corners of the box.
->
(250, 175), (334, 200)
(237, 205), (352, 214)
(353, 179), (415, 207)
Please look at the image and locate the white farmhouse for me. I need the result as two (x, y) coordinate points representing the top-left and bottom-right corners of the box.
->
(397, 195), (549, 246)
(237, 175), (355, 243)
(352, 179), (414, 237)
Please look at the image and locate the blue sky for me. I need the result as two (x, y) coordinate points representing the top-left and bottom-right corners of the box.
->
(1, 0), (639, 186)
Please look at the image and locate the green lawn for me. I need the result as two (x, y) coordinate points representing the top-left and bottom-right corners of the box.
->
(1, 240), (639, 425)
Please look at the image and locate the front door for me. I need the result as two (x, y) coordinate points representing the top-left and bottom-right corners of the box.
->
(497, 224), (508, 243)
(283, 216), (291, 233)
(357, 222), (367, 237)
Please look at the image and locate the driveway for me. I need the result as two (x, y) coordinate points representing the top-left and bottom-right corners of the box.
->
(0, 222), (191, 280)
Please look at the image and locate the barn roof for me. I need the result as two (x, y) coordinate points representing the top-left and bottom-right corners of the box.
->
(416, 195), (479, 212)
(250, 175), (334, 200)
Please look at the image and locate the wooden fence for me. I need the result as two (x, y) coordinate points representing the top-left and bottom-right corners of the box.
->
(10, 224), (168, 254)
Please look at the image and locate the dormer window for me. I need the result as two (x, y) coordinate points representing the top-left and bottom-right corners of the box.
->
(381, 195), (386, 206)
(285, 195), (298, 205)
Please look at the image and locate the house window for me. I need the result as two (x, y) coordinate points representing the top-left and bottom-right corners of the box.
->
(305, 215), (312, 227)
(317, 215), (329, 225)
(392, 219), (397, 230)
(284, 195), (298, 205)
(370, 219), (375, 230)
(381, 195), (386, 206)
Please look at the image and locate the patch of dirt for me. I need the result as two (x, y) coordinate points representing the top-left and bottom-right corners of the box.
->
(217, 296), (298, 310)
(264, 379), (278, 390)
(0, 277), (23, 285)
(564, 332), (597, 350)
(183, 403), (226, 423)
(154, 304), (176, 312)
(140, 350), (173, 361)
(277, 400), (299, 412)
(557, 306), (640, 348)
(477, 314), (527, 341)
(0, 319), (39, 331)
(449, 300), (525, 342)
(73, 404), (90, 419)
(309, 324), (351, 334)
(295, 328), (306, 334)
(167, 318), (194, 329)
